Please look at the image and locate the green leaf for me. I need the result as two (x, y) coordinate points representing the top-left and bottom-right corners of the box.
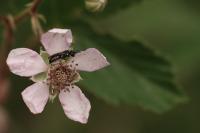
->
(86, 0), (200, 79)
(73, 24), (187, 113)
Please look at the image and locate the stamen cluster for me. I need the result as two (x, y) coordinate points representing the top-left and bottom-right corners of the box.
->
(47, 60), (78, 94)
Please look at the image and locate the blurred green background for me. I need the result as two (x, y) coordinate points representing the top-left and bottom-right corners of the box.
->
(0, 0), (200, 133)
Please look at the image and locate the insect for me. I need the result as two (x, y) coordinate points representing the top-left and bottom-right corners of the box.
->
(49, 50), (78, 63)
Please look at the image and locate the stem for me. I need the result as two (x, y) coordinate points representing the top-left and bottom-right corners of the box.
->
(0, 16), (14, 77)
(31, 0), (43, 13)
(15, 0), (43, 24)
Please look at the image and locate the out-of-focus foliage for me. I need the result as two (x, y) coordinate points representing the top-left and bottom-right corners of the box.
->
(88, 0), (200, 73)
(74, 24), (186, 113)
(90, 0), (141, 16)
(1, 0), (200, 133)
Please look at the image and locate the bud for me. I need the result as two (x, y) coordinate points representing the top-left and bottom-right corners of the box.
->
(85, 0), (107, 12)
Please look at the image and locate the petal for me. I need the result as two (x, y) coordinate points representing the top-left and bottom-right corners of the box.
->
(59, 86), (91, 124)
(69, 48), (110, 72)
(6, 48), (48, 77)
(21, 82), (49, 114)
(41, 28), (73, 55)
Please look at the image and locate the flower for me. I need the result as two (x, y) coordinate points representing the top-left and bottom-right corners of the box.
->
(6, 28), (110, 124)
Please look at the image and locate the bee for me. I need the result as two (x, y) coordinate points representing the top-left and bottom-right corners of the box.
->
(49, 50), (78, 63)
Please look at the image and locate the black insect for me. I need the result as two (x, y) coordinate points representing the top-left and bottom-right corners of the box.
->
(49, 50), (78, 63)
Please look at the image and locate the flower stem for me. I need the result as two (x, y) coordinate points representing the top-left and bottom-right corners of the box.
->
(14, 0), (43, 24)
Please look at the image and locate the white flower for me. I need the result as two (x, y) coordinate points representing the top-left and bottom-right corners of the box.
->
(6, 28), (110, 124)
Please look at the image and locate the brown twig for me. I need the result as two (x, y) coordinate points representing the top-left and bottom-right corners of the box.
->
(14, 0), (43, 24)
(0, 16), (14, 77)
(1, 17), (14, 55)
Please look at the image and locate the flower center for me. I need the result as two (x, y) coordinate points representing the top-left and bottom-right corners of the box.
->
(47, 60), (78, 93)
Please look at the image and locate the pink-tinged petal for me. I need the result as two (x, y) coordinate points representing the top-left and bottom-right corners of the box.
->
(69, 48), (110, 72)
(41, 28), (73, 55)
(21, 82), (49, 114)
(59, 86), (91, 124)
(6, 48), (47, 77)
